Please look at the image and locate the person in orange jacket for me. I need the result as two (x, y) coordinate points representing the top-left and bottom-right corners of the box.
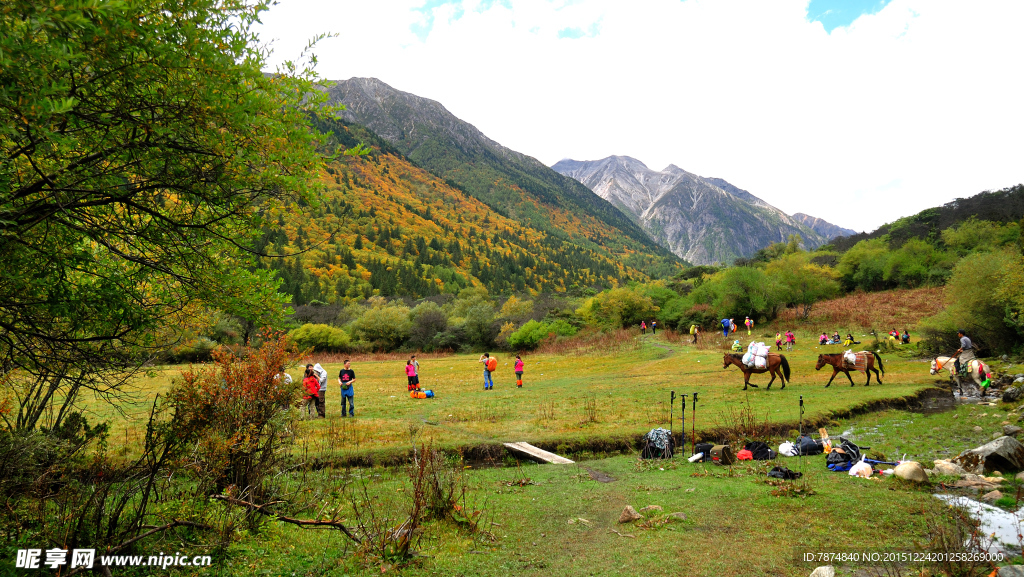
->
(301, 368), (320, 419)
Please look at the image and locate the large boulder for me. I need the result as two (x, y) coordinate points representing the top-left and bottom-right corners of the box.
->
(1003, 384), (1024, 403)
(893, 461), (928, 483)
(954, 436), (1024, 474)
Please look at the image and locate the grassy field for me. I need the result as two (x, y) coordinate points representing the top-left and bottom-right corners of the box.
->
(216, 401), (1017, 577)
(92, 327), (941, 463)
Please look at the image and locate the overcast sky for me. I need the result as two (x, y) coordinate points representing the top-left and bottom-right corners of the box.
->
(256, 0), (1024, 232)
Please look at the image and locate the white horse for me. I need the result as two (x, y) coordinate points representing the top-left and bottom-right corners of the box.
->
(930, 356), (992, 396)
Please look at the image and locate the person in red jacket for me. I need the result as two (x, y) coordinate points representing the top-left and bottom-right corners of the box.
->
(301, 368), (320, 419)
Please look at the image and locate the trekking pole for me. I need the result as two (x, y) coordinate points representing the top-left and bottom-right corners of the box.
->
(680, 393), (686, 456)
(799, 395), (804, 477)
(670, 391), (675, 455)
(691, 392), (698, 456)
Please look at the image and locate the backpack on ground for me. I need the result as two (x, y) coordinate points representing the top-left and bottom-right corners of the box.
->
(768, 466), (802, 480)
(825, 438), (863, 472)
(486, 357), (497, 372)
(743, 441), (777, 460)
(640, 428), (674, 459)
(693, 442), (715, 462)
(796, 434), (824, 456)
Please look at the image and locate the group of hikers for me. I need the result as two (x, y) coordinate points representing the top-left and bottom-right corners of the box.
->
(287, 352), (527, 419)
(639, 320), (658, 335)
(297, 360), (356, 419)
(479, 352), (524, 390)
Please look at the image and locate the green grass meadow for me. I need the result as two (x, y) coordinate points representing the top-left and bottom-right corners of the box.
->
(94, 330), (937, 462)
(62, 330), (1024, 576)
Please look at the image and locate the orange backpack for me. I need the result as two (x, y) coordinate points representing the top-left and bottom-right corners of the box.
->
(486, 357), (497, 372)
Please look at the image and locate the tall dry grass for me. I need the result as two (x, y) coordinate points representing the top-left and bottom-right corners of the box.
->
(775, 287), (945, 330)
(537, 328), (643, 356)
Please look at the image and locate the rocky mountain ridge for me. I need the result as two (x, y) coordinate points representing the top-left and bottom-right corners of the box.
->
(552, 156), (836, 265)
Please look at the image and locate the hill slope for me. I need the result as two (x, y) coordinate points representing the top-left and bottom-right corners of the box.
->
(826, 184), (1024, 252)
(321, 78), (683, 277)
(552, 156), (829, 265)
(257, 119), (651, 304)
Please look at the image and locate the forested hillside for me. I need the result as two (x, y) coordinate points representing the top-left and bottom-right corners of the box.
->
(324, 78), (683, 278)
(255, 119), (656, 304)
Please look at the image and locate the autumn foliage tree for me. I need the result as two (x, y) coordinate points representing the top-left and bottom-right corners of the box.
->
(0, 0), (334, 432)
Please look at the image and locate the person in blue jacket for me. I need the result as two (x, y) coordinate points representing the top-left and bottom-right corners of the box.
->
(722, 318), (731, 337)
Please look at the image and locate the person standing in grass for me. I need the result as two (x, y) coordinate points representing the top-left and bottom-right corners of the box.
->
(514, 354), (524, 388)
(338, 360), (355, 417)
(411, 354), (420, 384)
(302, 368), (320, 419)
(692, 325), (700, 344)
(775, 332), (783, 351)
(651, 320), (657, 335)
(308, 362), (329, 418)
(479, 353), (496, 390)
(640, 320), (647, 335)
(785, 330), (795, 351)
(744, 317), (753, 336)
(721, 318), (730, 337)
(406, 359), (418, 391)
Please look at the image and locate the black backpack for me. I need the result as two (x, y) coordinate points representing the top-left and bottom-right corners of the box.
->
(743, 441), (777, 460)
(768, 466), (802, 480)
(796, 435), (823, 456)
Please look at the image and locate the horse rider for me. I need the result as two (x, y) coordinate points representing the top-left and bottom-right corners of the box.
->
(954, 329), (975, 375)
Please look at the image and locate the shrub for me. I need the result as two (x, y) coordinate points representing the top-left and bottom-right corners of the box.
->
(166, 334), (300, 496)
(288, 323), (351, 352)
(352, 302), (412, 350)
(408, 302), (448, 352)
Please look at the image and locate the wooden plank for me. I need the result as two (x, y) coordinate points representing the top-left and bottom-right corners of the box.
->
(502, 442), (575, 465)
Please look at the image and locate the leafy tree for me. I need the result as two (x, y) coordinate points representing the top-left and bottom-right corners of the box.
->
(577, 288), (658, 329)
(766, 253), (841, 319)
(288, 324), (352, 352)
(920, 250), (1021, 354)
(0, 0), (336, 432)
(407, 301), (448, 351)
(498, 295), (534, 322)
(836, 239), (890, 291)
(352, 302), (412, 350)
(690, 267), (783, 321)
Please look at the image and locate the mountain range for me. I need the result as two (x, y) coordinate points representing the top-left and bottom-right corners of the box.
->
(551, 156), (852, 265)
(322, 78), (682, 277)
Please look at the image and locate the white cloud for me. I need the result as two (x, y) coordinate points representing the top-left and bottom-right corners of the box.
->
(256, 0), (1024, 232)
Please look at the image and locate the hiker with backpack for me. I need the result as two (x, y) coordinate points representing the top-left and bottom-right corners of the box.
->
(744, 317), (753, 335)
(479, 353), (497, 390)
(775, 331), (783, 351)
(640, 321), (647, 335)
(514, 354), (524, 388)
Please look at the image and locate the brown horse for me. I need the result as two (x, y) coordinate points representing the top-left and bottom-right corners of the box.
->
(722, 353), (791, 390)
(815, 351), (884, 387)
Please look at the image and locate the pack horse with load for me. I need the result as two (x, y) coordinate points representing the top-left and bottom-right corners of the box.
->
(722, 341), (791, 390)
